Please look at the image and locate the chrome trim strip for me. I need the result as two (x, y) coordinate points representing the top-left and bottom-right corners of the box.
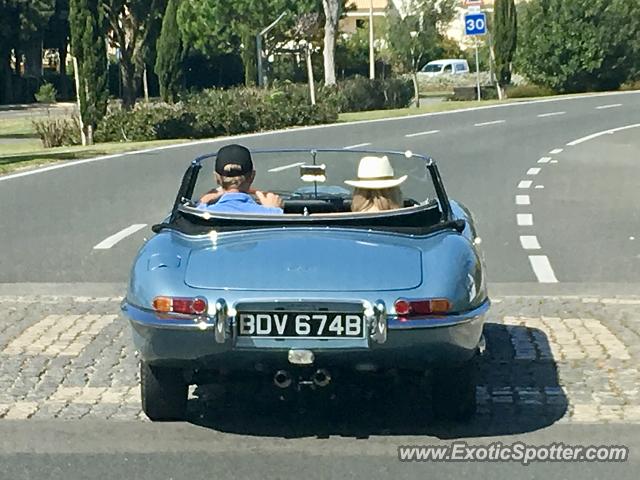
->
(388, 299), (490, 330)
(121, 302), (216, 330)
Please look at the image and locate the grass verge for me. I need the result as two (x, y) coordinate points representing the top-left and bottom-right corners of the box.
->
(0, 139), (191, 175)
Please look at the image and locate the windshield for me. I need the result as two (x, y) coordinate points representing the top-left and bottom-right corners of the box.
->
(422, 63), (443, 72)
(189, 149), (439, 212)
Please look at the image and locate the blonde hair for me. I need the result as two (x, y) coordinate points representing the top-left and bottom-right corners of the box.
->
(351, 187), (403, 213)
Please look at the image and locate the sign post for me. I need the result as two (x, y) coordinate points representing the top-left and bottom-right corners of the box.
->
(464, 11), (487, 100)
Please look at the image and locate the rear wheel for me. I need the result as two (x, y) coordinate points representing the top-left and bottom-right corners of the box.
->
(432, 358), (477, 421)
(140, 361), (188, 421)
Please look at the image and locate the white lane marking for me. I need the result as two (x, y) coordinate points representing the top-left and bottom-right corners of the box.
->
(1, 91), (638, 184)
(517, 214), (534, 226)
(518, 180), (532, 189)
(527, 167), (541, 175)
(405, 129), (440, 138)
(538, 157), (551, 164)
(343, 142), (371, 150)
(549, 148), (563, 154)
(474, 120), (506, 127)
(268, 162), (304, 173)
(535, 185), (545, 189)
(567, 123), (640, 146)
(520, 235), (542, 250)
(596, 103), (622, 110)
(516, 195), (531, 205)
(550, 160), (558, 164)
(93, 224), (147, 250)
(537, 111), (566, 118)
(528, 255), (559, 283)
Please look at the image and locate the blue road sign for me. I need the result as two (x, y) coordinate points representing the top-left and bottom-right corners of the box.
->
(465, 12), (487, 36)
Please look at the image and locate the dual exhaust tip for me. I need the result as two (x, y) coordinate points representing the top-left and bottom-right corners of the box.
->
(273, 369), (331, 388)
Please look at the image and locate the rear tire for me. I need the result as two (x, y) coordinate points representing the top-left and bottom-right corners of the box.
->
(140, 361), (187, 421)
(432, 358), (477, 421)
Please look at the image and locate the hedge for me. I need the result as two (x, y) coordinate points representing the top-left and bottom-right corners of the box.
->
(96, 84), (338, 142)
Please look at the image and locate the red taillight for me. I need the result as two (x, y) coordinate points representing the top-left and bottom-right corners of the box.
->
(394, 298), (451, 320)
(152, 296), (208, 315)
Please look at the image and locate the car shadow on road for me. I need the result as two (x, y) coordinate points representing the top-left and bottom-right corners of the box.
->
(187, 323), (568, 439)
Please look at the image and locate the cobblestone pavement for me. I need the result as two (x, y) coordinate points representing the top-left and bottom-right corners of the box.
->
(0, 294), (638, 426)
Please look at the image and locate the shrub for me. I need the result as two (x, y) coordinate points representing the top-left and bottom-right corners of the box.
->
(332, 76), (413, 112)
(505, 84), (555, 98)
(95, 104), (195, 142)
(449, 86), (498, 101)
(96, 85), (339, 142)
(34, 82), (57, 104)
(33, 116), (80, 148)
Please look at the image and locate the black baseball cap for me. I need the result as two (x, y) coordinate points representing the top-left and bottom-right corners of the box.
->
(215, 144), (253, 177)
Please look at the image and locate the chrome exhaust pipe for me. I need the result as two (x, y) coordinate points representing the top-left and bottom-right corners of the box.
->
(312, 368), (331, 387)
(273, 370), (292, 389)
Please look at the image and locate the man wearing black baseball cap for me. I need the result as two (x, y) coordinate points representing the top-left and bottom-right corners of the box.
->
(197, 144), (283, 214)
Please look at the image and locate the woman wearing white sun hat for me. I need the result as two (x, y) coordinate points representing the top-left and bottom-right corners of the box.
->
(345, 155), (407, 213)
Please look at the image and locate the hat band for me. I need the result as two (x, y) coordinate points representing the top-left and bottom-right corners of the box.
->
(357, 175), (397, 181)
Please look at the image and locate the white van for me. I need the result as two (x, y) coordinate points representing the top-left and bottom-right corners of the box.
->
(418, 59), (470, 77)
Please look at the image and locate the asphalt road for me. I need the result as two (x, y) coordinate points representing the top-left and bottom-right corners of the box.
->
(0, 421), (638, 480)
(1, 91), (639, 479)
(1, 91), (639, 290)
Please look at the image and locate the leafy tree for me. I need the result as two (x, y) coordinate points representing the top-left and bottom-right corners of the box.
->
(492, 0), (517, 87)
(69, 0), (108, 144)
(517, 0), (640, 92)
(155, 0), (183, 102)
(102, 0), (165, 108)
(385, 0), (456, 107)
(178, 0), (317, 86)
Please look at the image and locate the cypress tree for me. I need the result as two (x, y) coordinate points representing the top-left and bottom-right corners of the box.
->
(155, 0), (184, 102)
(493, 0), (517, 86)
(69, 0), (108, 144)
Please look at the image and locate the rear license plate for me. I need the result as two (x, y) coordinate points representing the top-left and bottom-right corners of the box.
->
(237, 312), (364, 338)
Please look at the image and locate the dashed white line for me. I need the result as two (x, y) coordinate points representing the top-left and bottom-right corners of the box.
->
(405, 130), (440, 138)
(566, 123), (640, 146)
(528, 256), (559, 283)
(550, 160), (558, 164)
(93, 224), (147, 250)
(517, 214), (534, 226)
(268, 162), (305, 173)
(549, 148), (563, 154)
(518, 180), (532, 189)
(474, 120), (506, 127)
(535, 185), (545, 189)
(596, 103), (622, 110)
(537, 111), (566, 118)
(343, 142), (372, 150)
(527, 168), (541, 175)
(516, 195), (531, 206)
(538, 157), (551, 164)
(520, 235), (542, 250)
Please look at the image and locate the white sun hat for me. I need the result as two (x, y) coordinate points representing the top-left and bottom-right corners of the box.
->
(344, 155), (408, 189)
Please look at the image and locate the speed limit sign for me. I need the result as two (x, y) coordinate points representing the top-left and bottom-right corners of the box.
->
(464, 12), (487, 36)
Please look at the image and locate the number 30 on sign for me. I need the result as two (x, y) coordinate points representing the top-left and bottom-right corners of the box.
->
(464, 12), (487, 36)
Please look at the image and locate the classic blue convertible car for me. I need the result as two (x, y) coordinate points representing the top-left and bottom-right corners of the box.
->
(122, 148), (490, 421)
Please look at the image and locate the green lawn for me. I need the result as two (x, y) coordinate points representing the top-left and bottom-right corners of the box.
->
(0, 116), (40, 138)
(337, 97), (545, 122)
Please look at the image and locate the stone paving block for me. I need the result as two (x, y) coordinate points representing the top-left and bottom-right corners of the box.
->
(0, 294), (639, 424)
